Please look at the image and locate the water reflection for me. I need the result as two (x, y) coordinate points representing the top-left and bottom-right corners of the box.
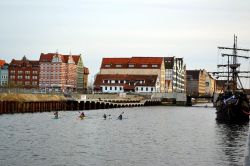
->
(215, 122), (249, 165)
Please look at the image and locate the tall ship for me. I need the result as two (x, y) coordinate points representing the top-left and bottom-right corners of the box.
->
(213, 35), (250, 123)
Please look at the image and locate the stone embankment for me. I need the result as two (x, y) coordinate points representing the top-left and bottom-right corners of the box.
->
(0, 93), (161, 114)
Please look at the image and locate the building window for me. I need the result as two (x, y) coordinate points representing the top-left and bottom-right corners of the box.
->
(17, 81), (22, 85)
(25, 76), (30, 79)
(32, 76), (37, 79)
(116, 64), (122, 68)
(142, 64), (148, 68)
(25, 81), (30, 85)
(105, 64), (111, 67)
(33, 71), (38, 74)
(10, 70), (15, 74)
(128, 64), (135, 68)
(141, 87), (143, 91)
(115, 87), (117, 90)
(18, 76), (22, 79)
(146, 87), (148, 91)
(25, 71), (30, 74)
(105, 87), (107, 90)
(120, 87), (122, 90)
(18, 71), (23, 74)
(152, 65), (158, 68)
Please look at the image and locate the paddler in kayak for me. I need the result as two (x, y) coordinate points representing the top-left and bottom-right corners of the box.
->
(79, 112), (85, 119)
(54, 111), (58, 119)
(118, 112), (124, 120)
(103, 113), (107, 120)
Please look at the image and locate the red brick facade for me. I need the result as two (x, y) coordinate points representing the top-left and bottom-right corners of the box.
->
(8, 56), (39, 88)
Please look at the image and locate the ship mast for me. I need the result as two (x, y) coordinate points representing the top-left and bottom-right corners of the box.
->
(214, 35), (250, 93)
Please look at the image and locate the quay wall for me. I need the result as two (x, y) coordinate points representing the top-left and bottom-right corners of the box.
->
(0, 93), (161, 114)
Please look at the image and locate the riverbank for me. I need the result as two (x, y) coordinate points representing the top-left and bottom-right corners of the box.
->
(0, 93), (66, 101)
(0, 93), (160, 114)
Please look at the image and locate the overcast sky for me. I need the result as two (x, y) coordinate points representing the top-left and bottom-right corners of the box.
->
(1, 0), (250, 85)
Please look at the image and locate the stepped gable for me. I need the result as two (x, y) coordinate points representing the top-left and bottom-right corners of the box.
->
(39, 53), (81, 64)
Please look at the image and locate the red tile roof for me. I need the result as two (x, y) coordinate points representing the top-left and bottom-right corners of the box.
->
(39, 53), (81, 64)
(101, 57), (163, 69)
(129, 57), (163, 64)
(94, 74), (158, 90)
(9, 56), (39, 67)
(0, 60), (6, 67)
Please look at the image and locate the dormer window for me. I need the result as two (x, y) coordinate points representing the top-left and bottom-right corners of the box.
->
(128, 64), (135, 68)
(142, 64), (148, 68)
(105, 64), (111, 67)
(152, 65), (158, 68)
(116, 64), (122, 68)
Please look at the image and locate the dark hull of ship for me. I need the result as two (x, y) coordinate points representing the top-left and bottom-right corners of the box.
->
(215, 93), (250, 123)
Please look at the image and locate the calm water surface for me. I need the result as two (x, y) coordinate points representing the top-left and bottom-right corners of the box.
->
(0, 105), (249, 166)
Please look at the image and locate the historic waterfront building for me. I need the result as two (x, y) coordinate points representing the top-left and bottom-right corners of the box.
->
(186, 69), (215, 96)
(39, 52), (85, 92)
(98, 57), (165, 92)
(83, 67), (89, 91)
(8, 56), (40, 88)
(0, 60), (8, 87)
(164, 57), (186, 93)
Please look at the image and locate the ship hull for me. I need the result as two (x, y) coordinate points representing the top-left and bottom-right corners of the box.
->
(215, 93), (250, 123)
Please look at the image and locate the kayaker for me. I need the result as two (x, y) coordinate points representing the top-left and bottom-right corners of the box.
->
(103, 114), (107, 119)
(118, 112), (124, 120)
(79, 112), (85, 119)
(54, 111), (58, 118)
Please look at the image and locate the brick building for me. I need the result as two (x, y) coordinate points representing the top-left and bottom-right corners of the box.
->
(8, 56), (39, 88)
(39, 52), (84, 92)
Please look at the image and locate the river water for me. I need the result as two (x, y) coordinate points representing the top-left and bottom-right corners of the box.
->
(0, 104), (249, 166)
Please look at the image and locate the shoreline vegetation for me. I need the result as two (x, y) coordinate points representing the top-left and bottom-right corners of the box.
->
(0, 93), (147, 102)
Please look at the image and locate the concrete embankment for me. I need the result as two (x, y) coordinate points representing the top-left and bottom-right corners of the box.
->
(0, 93), (161, 114)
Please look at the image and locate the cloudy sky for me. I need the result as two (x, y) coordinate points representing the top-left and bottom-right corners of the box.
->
(1, 0), (250, 84)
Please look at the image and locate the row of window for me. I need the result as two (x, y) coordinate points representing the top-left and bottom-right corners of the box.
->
(10, 70), (38, 74)
(1, 76), (8, 79)
(9, 76), (38, 79)
(13, 81), (38, 85)
(104, 64), (158, 68)
(103, 80), (145, 84)
(102, 86), (155, 92)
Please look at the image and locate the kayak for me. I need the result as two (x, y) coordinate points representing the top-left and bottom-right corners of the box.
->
(79, 116), (85, 120)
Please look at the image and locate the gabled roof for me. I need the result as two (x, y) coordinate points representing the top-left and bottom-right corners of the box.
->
(186, 70), (200, 80)
(9, 56), (39, 68)
(101, 57), (163, 69)
(94, 74), (158, 90)
(39, 53), (81, 64)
